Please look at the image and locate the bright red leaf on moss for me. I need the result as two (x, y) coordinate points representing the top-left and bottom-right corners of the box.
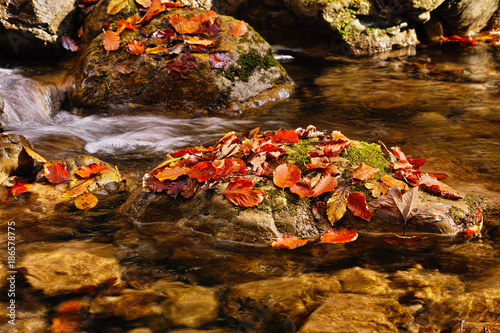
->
(230, 20), (248, 37)
(75, 163), (109, 178)
(351, 162), (379, 184)
(187, 161), (218, 182)
(223, 177), (264, 207)
(320, 229), (358, 244)
(271, 235), (308, 249)
(272, 129), (300, 144)
(11, 182), (33, 196)
(44, 162), (69, 184)
(347, 192), (372, 221)
(273, 163), (301, 189)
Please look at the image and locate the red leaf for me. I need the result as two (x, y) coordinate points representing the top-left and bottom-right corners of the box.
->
(290, 182), (314, 197)
(351, 162), (379, 184)
(187, 161), (218, 182)
(272, 129), (300, 144)
(116, 20), (136, 30)
(223, 177), (265, 207)
(271, 235), (308, 249)
(209, 53), (228, 69)
(257, 144), (287, 158)
(320, 229), (358, 244)
(312, 175), (338, 197)
(230, 20), (248, 37)
(126, 39), (145, 55)
(11, 182), (33, 196)
(75, 163), (109, 178)
(103, 30), (120, 51)
(418, 173), (463, 199)
(61, 36), (78, 52)
(273, 163), (301, 189)
(44, 163), (69, 184)
(146, 178), (170, 193)
(166, 59), (188, 79)
(347, 192), (372, 221)
(181, 53), (197, 69)
(217, 158), (246, 178)
(391, 146), (413, 170)
(408, 157), (426, 169)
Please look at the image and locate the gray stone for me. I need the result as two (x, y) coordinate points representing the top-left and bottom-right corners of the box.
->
(436, 0), (499, 35)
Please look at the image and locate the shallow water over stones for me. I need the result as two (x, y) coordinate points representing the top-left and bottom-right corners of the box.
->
(2, 45), (500, 332)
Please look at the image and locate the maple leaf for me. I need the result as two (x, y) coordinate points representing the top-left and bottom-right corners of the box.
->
(326, 184), (349, 224)
(273, 163), (301, 189)
(230, 20), (248, 37)
(187, 161), (218, 182)
(347, 192), (372, 221)
(126, 39), (145, 55)
(44, 162), (69, 184)
(271, 235), (308, 249)
(107, 0), (127, 15)
(61, 36), (78, 52)
(351, 162), (379, 184)
(11, 182), (33, 196)
(75, 192), (98, 210)
(103, 30), (120, 51)
(75, 163), (109, 178)
(223, 177), (265, 207)
(23, 146), (47, 163)
(209, 53), (228, 69)
(320, 229), (358, 244)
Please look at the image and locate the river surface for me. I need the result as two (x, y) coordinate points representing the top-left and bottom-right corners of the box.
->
(1, 44), (500, 332)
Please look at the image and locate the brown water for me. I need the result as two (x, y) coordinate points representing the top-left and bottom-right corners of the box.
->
(2, 44), (500, 332)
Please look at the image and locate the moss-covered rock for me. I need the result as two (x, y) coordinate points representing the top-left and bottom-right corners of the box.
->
(67, 4), (293, 116)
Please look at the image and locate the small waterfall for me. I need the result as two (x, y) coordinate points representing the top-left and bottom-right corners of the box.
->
(0, 68), (60, 125)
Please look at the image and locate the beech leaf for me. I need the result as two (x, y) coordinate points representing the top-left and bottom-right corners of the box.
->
(75, 192), (98, 210)
(75, 163), (109, 179)
(351, 162), (379, 184)
(187, 161), (218, 182)
(126, 39), (145, 55)
(223, 177), (265, 207)
(62, 180), (94, 198)
(153, 165), (191, 181)
(24, 146), (47, 163)
(44, 162), (69, 184)
(107, 0), (127, 15)
(271, 235), (308, 249)
(312, 175), (338, 197)
(103, 30), (120, 51)
(11, 182), (33, 196)
(272, 129), (300, 144)
(326, 185), (349, 224)
(290, 182), (315, 197)
(61, 36), (78, 52)
(273, 163), (301, 189)
(137, 0), (166, 25)
(135, 0), (151, 7)
(320, 229), (358, 244)
(230, 20), (248, 37)
(347, 192), (372, 221)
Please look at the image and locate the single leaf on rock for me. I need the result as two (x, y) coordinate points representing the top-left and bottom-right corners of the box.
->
(347, 192), (372, 221)
(103, 30), (120, 51)
(126, 39), (145, 55)
(61, 36), (78, 52)
(351, 162), (379, 184)
(223, 177), (264, 207)
(230, 20), (248, 37)
(326, 185), (349, 224)
(181, 53), (197, 68)
(187, 161), (218, 182)
(24, 146), (47, 163)
(290, 182), (315, 197)
(166, 59), (188, 79)
(273, 163), (301, 189)
(271, 235), (308, 249)
(154, 165), (191, 181)
(312, 175), (338, 197)
(107, 0), (127, 15)
(11, 182), (33, 196)
(209, 52), (228, 69)
(44, 162), (69, 184)
(167, 14), (200, 34)
(75, 163), (109, 178)
(201, 9), (218, 25)
(320, 229), (358, 244)
(75, 192), (98, 210)
(62, 180), (94, 198)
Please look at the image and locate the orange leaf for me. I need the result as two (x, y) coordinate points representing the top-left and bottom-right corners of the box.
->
(62, 179), (93, 198)
(168, 13), (200, 34)
(44, 162), (69, 184)
(351, 162), (379, 184)
(320, 229), (358, 244)
(312, 175), (338, 197)
(58, 300), (87, 315)
(11, 182), (33, 196)
(319, 164), (340, 177)
(153, 165), (191, 181)
(271, 235), (308, 249)
(273, 163), (301, 189)
(201, 10), (218, 25)
(51, 316), (81, 333)
(272, 129), (299, 144)
(137, 0), (166, 25)
(24, 146), (47, 163)
(75, 163), (109, 178)
(187, 161), (218, 182)
(380, 175), (409, 191)
(145, 46), (169, 55)
(223, 177), (265, 207)
(230, 20), (248, 37)
(290, 182), (314, 197)
(75, 192), (98, 210)
(117, 20), (136, 30)
(347, 192), (372, 221)
(126, 39), (145, 55)
(103, 30), (120, 51)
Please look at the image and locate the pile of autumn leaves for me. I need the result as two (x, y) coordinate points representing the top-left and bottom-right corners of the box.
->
(143, 126), (471, 247)
(65, 0), (249, 79)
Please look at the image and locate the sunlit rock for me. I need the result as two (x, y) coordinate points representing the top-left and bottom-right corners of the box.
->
(0, 134), (34, 185)
(335, 266), (391, 296)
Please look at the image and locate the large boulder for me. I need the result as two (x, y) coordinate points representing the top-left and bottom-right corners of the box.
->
(0, 0), (78, 57)
(436, 0), (499, 35)
(67, 3), (293, 116)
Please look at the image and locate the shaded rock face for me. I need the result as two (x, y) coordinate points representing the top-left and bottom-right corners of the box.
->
(67, 4), (293, 116)
(0, 0), (77, 57)
(436, 0), (499, 35)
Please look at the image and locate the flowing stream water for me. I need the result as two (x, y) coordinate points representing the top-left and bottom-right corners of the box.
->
(1, 44), (500, 332)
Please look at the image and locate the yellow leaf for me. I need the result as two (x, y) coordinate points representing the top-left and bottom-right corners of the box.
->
(326, 186), (349, 224)
(365, 180), (389, 198)
(380, 175), (409, 191)
(75, 192), (98, 210)
(135, 0), (151, 7)
(185, 37), (214, 46)
(145, 46), (169, 55)
(107, 0), (128, 15)
(23, 146), (47, 163)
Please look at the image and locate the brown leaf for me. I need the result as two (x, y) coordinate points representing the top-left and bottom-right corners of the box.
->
(168, 13), (200, 34)
(311, 201), (328, 222)
(62, 180), (94, 198)
(418, 173), (463, 199)
(320, 229), (358, 244)
(223, 177), (265, 207)
(103, 30), (120, 51)
(351, 162), (379, 184)
(271, 235), (308, 249)
(347, 192), (372, 221)
(135, 0), (151, 7)
(326, 185), (349, 224)
(273, 163), (301, 189)
(126, 39), (145, 55)
(230, 20), (248, 37)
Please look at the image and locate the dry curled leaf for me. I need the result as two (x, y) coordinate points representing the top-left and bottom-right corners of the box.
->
(61, 36), (78, 52)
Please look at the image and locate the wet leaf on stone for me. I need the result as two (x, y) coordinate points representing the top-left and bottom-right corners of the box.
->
(135, 0), (151, 7)
(351, 162), (379, 184)
(326, 184), (349, 224)
(273, 163), (301, 189)
(103, 30), (120, 51)
(137, 0), (166, 25)
(44, 162), (69, 184)
(75, 163), (109, 178)
(24, 146), (47, 163)
(290, 182), (314, 197)
(320, 229), (358, 244)
(209, 52), (228, 69)
(153, 165), (191, 181)
(62, 180), (94, 198)
(146, 178), (170, 193)
(347, 192), (372, 221)
(146, 46), (169, 55)
(11, 182), (33, 196)
(61, 36), (78, 52)
(107, 0), (127, 15)
(75, 192), (98, 210)
(117, 20), (136, 31)
(418, 173), (463, 200)
(230, 20), (248, 37)
(223, 177), (265, 207)
(272, 129), (300, 144)
(126, 39), (145, 55)
(187, 161), (218, 182)
(271, 235), (308, 249)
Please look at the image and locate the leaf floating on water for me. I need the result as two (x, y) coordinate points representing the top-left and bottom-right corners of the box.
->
(44, 162), (69, 184)
(271, 235), (308, 249)
(320, 229), (358, 244)
(75, 163), (109, 179)
(384, 235), (425, 246)
(75, 192), (98, 210)
(273, 163), (301, 189)
(223, 177), (265, 207)
(230, 20), (248, 37)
